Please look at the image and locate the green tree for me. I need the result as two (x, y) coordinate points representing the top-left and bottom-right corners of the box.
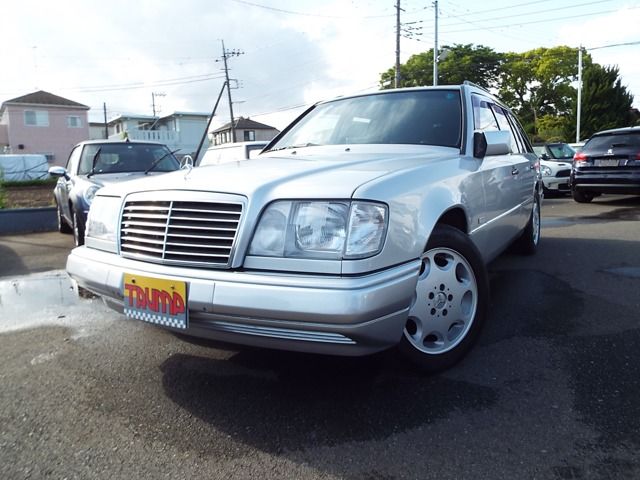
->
(499, 46), (588, 137)
(565, 64), (635, 140)
(380, 44), (503, 90)
(536, 114), (572, 143)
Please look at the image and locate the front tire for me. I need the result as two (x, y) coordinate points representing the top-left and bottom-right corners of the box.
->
(73, 208), (85, 246)
(399, 225), (489, 373)
(572, 188), (594, 203)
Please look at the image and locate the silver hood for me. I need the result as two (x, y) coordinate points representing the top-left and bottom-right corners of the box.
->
(97, 144), (459, 201)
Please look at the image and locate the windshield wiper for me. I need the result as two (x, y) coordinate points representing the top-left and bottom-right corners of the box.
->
(87, 147), (102, 178)
(144, 149), (180, 174)
(269, 142), (320, 152)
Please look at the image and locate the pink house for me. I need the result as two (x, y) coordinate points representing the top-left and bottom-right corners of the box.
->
(0, 91), (90, 166)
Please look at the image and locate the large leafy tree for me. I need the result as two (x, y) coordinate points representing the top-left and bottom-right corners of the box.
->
(498, 46), (589, 136)
(379, 44), (504, 90)
(565, 64), (635, 140)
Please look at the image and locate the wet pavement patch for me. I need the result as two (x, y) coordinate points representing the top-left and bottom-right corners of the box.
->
(0, 271), (79, 331)
(602, 266), (640, 280)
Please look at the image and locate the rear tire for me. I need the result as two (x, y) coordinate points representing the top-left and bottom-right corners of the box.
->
(572, 188), (594, 203)
(515, 194), (540, 255)
(73, 208), (85, 246)
(398, 225), (489, 373)
(56, 202), (72, 234)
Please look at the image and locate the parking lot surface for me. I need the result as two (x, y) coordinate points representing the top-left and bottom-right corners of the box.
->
(1, 195), (639, 479)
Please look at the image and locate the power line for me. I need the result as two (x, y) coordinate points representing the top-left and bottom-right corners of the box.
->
(440, 6), (639, 34)
(226, 0), (426, 19)
(588, 40), (640, 50)
(60, 73), (226, 93)
(439, 0), (613, 28)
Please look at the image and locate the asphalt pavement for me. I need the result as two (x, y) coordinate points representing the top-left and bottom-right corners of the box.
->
(0, 195), (639, 479)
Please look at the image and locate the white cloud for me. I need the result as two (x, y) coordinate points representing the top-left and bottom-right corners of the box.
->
(2, 0), (638, 129)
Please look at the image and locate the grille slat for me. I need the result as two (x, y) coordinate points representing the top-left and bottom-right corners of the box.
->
(169, 215), (240, 223)
(120, 199), (242, 268)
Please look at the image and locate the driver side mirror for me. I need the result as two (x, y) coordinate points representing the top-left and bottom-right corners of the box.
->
(48, 166), (70, 180)
(473, 130), (512, 158)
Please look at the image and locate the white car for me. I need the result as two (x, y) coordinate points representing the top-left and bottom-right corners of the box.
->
(533, 143), (575, 195)
(199, 141), (268, 166)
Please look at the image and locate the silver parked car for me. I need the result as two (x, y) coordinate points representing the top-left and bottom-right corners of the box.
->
(67, 83), (542, 372)
(49, 140), (180, 246)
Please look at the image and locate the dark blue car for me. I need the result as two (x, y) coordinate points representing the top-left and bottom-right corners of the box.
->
(49, 140), (180, 245)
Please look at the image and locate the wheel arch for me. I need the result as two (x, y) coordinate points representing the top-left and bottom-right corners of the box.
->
(435, 207), (468, 235)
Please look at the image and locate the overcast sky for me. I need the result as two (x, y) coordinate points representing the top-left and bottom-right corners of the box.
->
(2, 0), (639, 131)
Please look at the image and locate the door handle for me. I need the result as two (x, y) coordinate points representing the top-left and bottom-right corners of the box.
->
(511, 167), (519, 176)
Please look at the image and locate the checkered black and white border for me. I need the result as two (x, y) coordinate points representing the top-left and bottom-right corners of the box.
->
(124, 308), (187, 329)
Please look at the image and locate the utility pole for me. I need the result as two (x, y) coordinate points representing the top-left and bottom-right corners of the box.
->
(194, 81), (228, 165)
(151, 92), (166, 118)
(395, 0), (401, 88)
(219, 40), (244, 143)
(433, 0), (439, 86)
(576, 46), (583, 143)
(103, 102), (108, 139)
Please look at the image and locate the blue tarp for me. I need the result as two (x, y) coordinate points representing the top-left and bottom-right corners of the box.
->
(0, 155), (49, 181)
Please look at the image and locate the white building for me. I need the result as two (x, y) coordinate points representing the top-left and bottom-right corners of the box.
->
(107, 112), (210, 158)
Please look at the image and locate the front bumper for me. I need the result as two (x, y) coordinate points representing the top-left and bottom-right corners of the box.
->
(542, 176), (570, 192)
(67, 247), (420, 356)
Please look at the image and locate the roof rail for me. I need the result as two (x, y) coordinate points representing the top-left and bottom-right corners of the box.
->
(463, 80), (491, 94)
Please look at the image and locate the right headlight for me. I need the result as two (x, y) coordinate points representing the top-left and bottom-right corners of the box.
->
(85, 195), (122, 251)
(540, 165), (553, 176)
(249, 200), (388, 260)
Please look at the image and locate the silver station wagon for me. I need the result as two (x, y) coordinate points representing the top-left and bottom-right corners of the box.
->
(68, 83), (542, 372)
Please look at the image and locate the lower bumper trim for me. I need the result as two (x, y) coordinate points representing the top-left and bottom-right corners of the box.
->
(202, 320), (357, 344)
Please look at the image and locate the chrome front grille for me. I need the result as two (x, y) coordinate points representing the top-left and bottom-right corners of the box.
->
(120, 199), (243, 268)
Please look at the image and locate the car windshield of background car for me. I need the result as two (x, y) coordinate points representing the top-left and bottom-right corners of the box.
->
(270, 90), (462, 150)
(547, 143), (575, 159)
(78, 144), (178, 174)
(584, 133), (640, 151)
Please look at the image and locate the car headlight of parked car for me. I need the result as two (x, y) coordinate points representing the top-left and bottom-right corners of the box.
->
(540, 165), (553, 177)
(249, 200), (388, 260)
(83, 184), (102, 206)
(85, 196), (122, 250)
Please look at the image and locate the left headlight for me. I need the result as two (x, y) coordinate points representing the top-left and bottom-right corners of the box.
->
(86, 196), (121, 247)
(83, 184), (101, 205)
(249, 200), (387, 260)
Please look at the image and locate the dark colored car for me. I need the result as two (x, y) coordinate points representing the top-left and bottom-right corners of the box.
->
(48, 140), (180, 245)
(570, 127), (640, 203)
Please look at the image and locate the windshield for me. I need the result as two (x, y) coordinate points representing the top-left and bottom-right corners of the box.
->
(547, 143), (575, 159)
(78, 143), (180, 175)
(269, 90), (462, 150)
